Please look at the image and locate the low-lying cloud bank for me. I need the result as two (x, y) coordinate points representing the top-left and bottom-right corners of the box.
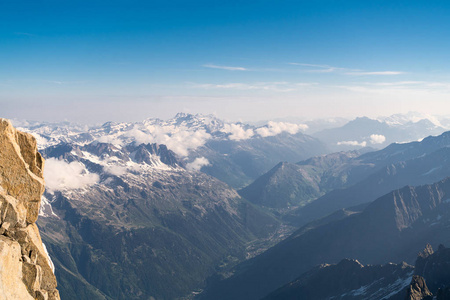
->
(221, 124), (254, 141)
(221, 121), (308, 141)
(98, 125), (211, 157)
(95, 118), (310, 157)
(337, 133), (387, 148)
(186, 157), (210, 171)
(369, 134), (386, 144)
(45, 158), (100, 192)
(337, 140), (367, 147)
(256, 121), (308, 137)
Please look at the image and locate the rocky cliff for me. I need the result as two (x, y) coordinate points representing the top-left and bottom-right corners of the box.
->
(0, 119), (59, 299)
(404, 244), (450, 300)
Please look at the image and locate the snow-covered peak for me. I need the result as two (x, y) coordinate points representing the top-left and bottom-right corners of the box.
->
(16, 113), (310, 156)
(42, 140), (184, 193)
(379, 111), (445, 128)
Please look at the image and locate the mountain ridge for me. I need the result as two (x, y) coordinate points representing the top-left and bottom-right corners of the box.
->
(36, 137), (281, 299)
(200, 176), (450, 300)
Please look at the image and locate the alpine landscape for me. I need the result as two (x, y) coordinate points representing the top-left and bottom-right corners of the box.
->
(3, 1), (450, 300)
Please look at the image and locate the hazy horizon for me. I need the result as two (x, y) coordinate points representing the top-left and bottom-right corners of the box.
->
(3, 1), (450, 123)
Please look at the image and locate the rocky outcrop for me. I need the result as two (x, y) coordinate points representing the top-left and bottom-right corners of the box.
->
(0, 119), (60, 299)
(404, 275), (432, 300)
(402, 244), (450, 300)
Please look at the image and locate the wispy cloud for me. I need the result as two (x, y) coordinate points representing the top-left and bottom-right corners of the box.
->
(203, 64), (247, 71)
(289, 62), (354, 73)
(47, 81), (67, 85)
(290, 62), (405, 76)
(335, 80), (450, 97)
(345, 71), (405, 76)
(369, 81), (424, 86)
(14, 32), (37, 37)
(340, 80), (450, 90)
(191, 81), (317, 92)
(289, 63), (330, 68)
(296, 82), (318, 87)
(45, 80), (86, 85)
(289, 62), (346, 73)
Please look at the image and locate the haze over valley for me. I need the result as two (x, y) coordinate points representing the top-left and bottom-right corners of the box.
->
(3, 1), (450, 299)
(4, 111), (450, 299)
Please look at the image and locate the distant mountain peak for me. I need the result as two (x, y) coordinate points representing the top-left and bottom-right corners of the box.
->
(418, 244), (434, 259)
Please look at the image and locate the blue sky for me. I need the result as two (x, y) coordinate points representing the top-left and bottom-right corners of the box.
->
(2, 0), (450, 123)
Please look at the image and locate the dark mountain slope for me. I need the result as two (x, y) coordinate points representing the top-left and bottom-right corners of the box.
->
(200, 178), (450, 300)
(194, 132), (328, 188)
(263, 259), (414, 300)
(241, 131), (450, 225)
(291, 146), (450, 226)
(239, 152), (358, 209)
(262, 244), (450, 300)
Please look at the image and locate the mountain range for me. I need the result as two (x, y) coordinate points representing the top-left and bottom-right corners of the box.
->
(263, 243), (450, 300)
(36, 140), (280, 299)
(241, 131), (450, 226)
(201, 177), (450, 299)
(16, 113), (328, 189)
(312, 112), (449, 151)
(10, 112), (450, 300)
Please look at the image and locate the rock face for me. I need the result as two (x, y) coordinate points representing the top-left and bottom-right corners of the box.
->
(0, 119), (60, 299)
(404, 275), (433, 300)
(410, 244), (450, 299)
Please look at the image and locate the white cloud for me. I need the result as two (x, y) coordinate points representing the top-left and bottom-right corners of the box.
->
(45, 158), (99, 192)
(289, 62), (350, 73)
(117, 125), (211, 157)
(97, 135), (123, 146)
(289, 62), (404, 76)
(370, 134), (386, 144)
(345, 71), (404, 76)
(157, 130), (211, 156)
(289, 62), (332, 68)
(337, 140), (367, 147)
(370, 81), (424, 86)
(104, 165), (127, 176)
(306, 67), (337, 73)
(335, 82), (450, 98)
(296, 82), (319, 87)
(192, 81), (315, 92)
(195, 83), (261, 90)
(186, 157), (210, 171)
(14, 32), (37, 37)
(203, 64), (247, 71)
(256, 121), (308, 137)
(221, 124), (254, 140)
(124, 127), (153, 144)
